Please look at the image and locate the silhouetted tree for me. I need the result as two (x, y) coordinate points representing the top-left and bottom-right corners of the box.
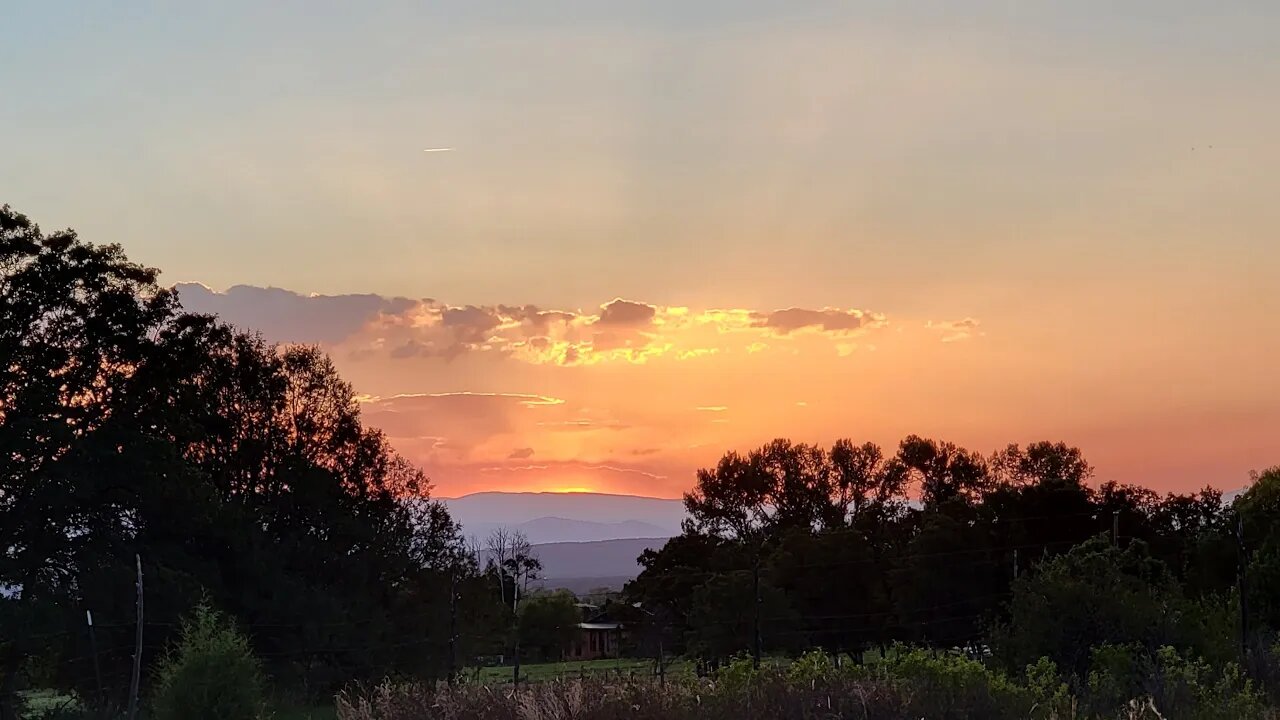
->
(517, 591), (580, 663)
(991, 537), (1197, 679)
(0, 205), (473, 710)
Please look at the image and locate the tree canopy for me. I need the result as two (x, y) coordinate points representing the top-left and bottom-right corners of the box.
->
(0, 206), (494, 716)
(629, 435), (1261, 682)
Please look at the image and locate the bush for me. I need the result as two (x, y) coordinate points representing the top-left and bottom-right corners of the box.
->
(335, 646), (1278, 720)
(784, 649), (837, 685)
(1024, 656), (1075, 719)
(1144, 646), (1266, 720)
(711, 654), (760, 694)
(150, 601), (266, 720)
(858, 646), (1034, 720)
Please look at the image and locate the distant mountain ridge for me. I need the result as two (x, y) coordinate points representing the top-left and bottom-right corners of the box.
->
(496, 516), (674, 545)
(436, 492), (683, 591)
(530, 537), (668, 580)
(470, 536), (669, 593)
(441, 491), (687, 544)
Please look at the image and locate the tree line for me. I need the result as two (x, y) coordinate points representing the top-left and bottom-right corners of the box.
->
(0, 206), (546, 718)
(624, 436), (1280, 690)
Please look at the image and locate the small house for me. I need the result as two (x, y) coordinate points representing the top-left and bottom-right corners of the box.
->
(568, 621), (622, 660)
(566, 602), (623, 660)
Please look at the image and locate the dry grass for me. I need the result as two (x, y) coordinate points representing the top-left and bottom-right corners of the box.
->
(335, 675), (1280, 720)
(337, 675), (946, 720)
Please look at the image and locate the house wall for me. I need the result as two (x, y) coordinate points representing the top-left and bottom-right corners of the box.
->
(567, 628), (618, 660)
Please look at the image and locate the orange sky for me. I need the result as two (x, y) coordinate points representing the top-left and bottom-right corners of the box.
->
(174, 285), (1279, 498)
(5, 3), (1278, 497)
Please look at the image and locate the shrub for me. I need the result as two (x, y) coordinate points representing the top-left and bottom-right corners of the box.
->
(784, 649), (837, 686)
(150, 601), (266, 720)
(1144, 646), (1266, 720)
(1025, 656), (1075, 719)
(711, 654), (760, 695)
(1086, 643), (1146, 716)
(858, 645), (1033, 720)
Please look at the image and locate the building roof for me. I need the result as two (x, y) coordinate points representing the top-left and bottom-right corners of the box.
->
(577, 622), (622, 631)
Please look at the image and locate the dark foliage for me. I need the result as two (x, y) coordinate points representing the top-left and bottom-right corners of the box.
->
(0, 206), (507, 717)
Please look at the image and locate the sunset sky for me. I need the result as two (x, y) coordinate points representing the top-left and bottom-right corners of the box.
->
(4, 2), (1278, 497)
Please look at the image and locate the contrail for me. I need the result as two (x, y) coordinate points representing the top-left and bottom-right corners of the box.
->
(423, 148), (453, 153)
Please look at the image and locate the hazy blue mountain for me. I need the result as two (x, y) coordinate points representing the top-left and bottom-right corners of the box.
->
(531, 537), (668, 578)
(490, 516), (674, 544)
(441, 491), (686, 543)
(470, 536), (669, 593)
(528, 537), (670, 593)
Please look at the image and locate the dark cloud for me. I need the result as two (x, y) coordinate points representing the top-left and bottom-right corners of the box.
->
(497, 305), (577, 332)
(175, 283), (414, 345)
(596, 298), (657, 327)
(388, 338), (467, 361)
(442, 305), (502, 343)
(508, 447), (535, 459)
(755, 307), (868, 335)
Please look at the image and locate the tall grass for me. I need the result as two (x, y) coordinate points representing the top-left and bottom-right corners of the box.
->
(335, 649), (1275, 720)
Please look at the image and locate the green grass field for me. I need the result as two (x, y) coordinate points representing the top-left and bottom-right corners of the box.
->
(471, 657), (692, 684)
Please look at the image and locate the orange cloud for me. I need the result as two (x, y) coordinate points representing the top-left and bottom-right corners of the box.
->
(754, 307), (883, 336)
(178, 284), (892, 367)
(926, 318), (983, 343)
(177, 284), (1029, 497)
(595, 298), (657, 326)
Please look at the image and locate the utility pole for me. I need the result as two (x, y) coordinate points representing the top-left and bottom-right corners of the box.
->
(752, 557), (762, 670)
(655, 606), (666, 686)
(1238, 516), (1251, 664)
(448, 573), (458, 685)
(127, 555), (143, 720)
(512, 581), (521, 686)
(658, 632), (665, 686)
(86, 610), (105, 715)
(1112, 510), (1120, 546)
(512, 636), (521, 686)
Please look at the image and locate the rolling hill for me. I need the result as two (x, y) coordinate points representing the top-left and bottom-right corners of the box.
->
(441, 491), (686, 544)
(531, 537), (670, 593)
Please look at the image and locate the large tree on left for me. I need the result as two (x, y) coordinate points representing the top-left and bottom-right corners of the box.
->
(0, 206), (469, 716)
(0, 205), (179, 718)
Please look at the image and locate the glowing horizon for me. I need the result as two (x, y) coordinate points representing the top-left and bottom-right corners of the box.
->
(3, 2), (1276, 499)
(167, 283), (1278, 499)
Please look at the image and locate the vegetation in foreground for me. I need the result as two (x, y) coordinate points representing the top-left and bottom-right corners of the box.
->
(339, 648), (1272, 720)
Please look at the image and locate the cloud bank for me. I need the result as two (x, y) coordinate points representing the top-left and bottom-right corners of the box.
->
(177, 283), (993, 497)
(177, 284), (903, 366)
